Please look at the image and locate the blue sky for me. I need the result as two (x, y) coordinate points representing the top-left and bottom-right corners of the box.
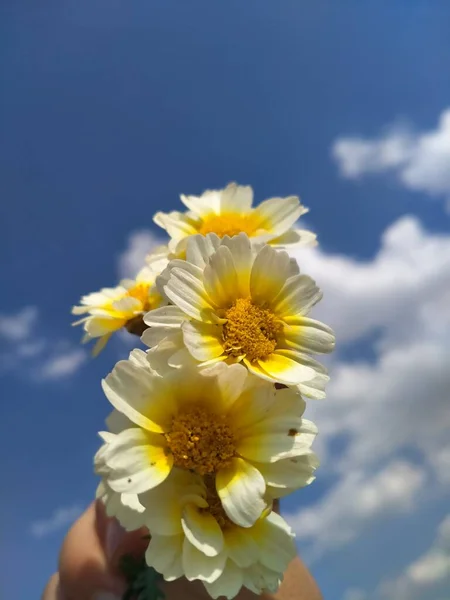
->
(1, 2), (450, 599)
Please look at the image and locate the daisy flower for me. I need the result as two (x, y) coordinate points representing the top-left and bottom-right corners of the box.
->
(137, 468), (297, 599)
(153, 182), (316, 257)
(72, 255), (167, 355)
(143, 233), (335, 396)
(96, 350), (318, 528)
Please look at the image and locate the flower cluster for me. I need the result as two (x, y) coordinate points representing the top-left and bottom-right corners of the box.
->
(73, 184), (335, 599)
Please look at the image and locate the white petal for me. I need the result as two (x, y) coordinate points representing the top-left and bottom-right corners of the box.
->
(182, 538), (227, 583)
(251, 512), (296, 573)
(256, 351), (316, 385)
(219, 233), (253, 297)
(180, 188), (223, 216)
(165, 267), (217, 323)
(250, 245), (292, 305)
(105, 409), (133, 434)
(186, 233), (222, 269)
(251, 453), (319, 489)
(181, 504), (224, 557)
(203, 246), (240, 307)
(153, 210), (198, 239)
(143, 305), (186, 328)
(216, 458), (266, 527)
(254, 196), (304, 236)
(145, 534), (184, 578)
(219, 183), (253, 213)
(203, 560), (244, 599)
(223, 527), (259, 568)
(182, 320), (225, 361)
(102, 358), (177, 433)
(236, 420), (317, 463)
(271, 228), (317, 248)
(279, 319), (335, 354)
(104, 428), (172, 494)
(272, 274), (322, 317)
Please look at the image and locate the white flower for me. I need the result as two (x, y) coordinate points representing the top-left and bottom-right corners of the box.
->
(144, 233), (335, 397)
(153, 182), (316, 257)
(95, 350), (318, 528)
(72, 256), (167, 355)
(95, 431), (146, 531)
(138, 468), (297, 599)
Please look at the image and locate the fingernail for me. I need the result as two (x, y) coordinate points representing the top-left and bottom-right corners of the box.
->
(93, 593), (122, 600)
(105, 518), (126, 563)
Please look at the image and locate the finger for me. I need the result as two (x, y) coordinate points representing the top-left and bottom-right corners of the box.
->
(58, 501), (148, 600)
(42, 573), (64, 600)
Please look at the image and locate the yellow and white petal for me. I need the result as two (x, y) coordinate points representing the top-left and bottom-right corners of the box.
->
(145, 534), (184, 580)
(296, 356), (329, 399)
(236, 418), (317, 464)
(85, 316), (126, 337)
(105, 409), (133, 434)
(216, 458), (266, 528)
(203, 245), (240, 307)
(203, 559), (245, 599)
(219, 183), (254, 214)
(92, 333), (112, 357)
(270, 228), (317, 248)
(254, 196), (305, 236)
(251, 453), (319, 490)
(111, 296), (142, 315)
(153, 211), (198, 240)
(255, 351), (316, 385)
(279, 319), (335, 354)
(186, 233), (222, 269)
(219, 233), (253, 297)
(210, 362), (248, 413)
(223, 527), (259, 568)
(141, 326), (177, 349)
(164, 267), (217, 323)
(102, 359), (175, 433)
(104, 428), (172, 494)
(251, 512), (296, 573)
(182, 320), (224, 362)
(144, 332), (185, 374)
(182, 538), (227, 583)
(143, 305), (186, 328)
(243, 563), (282, 595)
(235, 387), (305, 439)
(181, 504), (224, 557)
(180, 188), (223, 217)
(250, 245), (292, 306)
(271, 274), (322, 318)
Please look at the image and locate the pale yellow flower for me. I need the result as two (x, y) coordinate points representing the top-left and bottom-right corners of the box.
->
(144, 233), (335, 397)
(96, 350), (318, 528)
(153, 183), (316, 257)
(137, 468), (297, 599)
(72, 257), (167, 355)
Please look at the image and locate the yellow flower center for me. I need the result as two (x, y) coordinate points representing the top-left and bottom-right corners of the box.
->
(165, 406), (236, 475)
(222, 297), (282, 363)
(198, 212), (260, 238)
(201, 475), (234, 530)
(126, 283), (152, 310)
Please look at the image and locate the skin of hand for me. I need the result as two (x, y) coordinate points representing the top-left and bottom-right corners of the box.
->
(41, 501), (322, 600)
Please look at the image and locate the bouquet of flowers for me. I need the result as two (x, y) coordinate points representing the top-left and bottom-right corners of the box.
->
(72, 183), (335, 599)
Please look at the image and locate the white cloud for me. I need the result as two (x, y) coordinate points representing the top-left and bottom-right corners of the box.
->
(30, 505), (82, 538)
(332, 108), (450, 202)
(0, 306), (39, 342)
(38, 348), (87, 381)
(287, 215), (450, 568)
(377, 514), (450, 600)
(288, 461), (426, 561)
(118, 229), (165, 278)
(343, 590), (368, 600)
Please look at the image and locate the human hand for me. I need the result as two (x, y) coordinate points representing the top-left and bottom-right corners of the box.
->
(41, 501), (321, 600)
